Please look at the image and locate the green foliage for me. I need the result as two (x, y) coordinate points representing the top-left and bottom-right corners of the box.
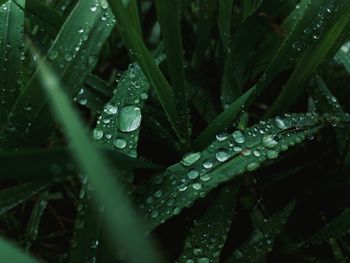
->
(0, 0), (349, 262)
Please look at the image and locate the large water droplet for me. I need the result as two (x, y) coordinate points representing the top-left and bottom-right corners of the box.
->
(93, 129), (103, 140)
(215, 150), (229, 162)
(232, 130), (245, 144)
(181, 152), (201, 166)
(118, 106), (142, 132)
(104, 103), (118, 115)
(203, 160), (213, 169)
(274, 117), (290, 130)
(113, 138), (127, 149)
(262, 135), (278, 148)
(187, 169), (199, 180)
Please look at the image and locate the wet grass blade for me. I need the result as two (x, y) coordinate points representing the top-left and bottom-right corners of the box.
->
(155, 0), (191, 143)
(266, 12), (350, 116)
(0, 236), (40, 263)
(108, 0), (188, 145)
(25, 191), (48, 251)
(0, 181), (50, 216)
(137, 113), (323, 230)
(126, 0), (141, 37)
(194, 0), (350, 149)
(2, 0), (115, 149)
(226, 202), (295, 262)
(178, 183), (240, 263)
(34, 48), (162, 263)
(0, 0), (25, 124)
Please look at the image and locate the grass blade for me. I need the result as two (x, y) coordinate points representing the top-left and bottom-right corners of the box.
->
(107, 0), (188, 145)
(0, 0), (25, 124)
(137, 113), (323, 230)
(178, 183), (240, 263)
(155, 0), (191, 143)
(0, 236), (40, 263)
(33, 47), (162, 263)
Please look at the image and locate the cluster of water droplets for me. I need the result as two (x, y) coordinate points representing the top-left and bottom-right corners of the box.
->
(137, 113), (320, 228)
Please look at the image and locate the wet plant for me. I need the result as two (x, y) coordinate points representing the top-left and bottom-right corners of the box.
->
(0, 0), (350, 262)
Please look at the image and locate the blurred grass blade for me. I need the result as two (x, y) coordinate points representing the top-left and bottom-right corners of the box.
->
(0, 181), (50, 216)
(266, 13), (350, 116)
(33, 47), (161, 263)
(335, 41), (350, 73)
(0, 236), (40, 263)
(219, 0), (234, 52)
(108, 0), (188, 145)
(226, 202), (295, 262)
(178, 183), (240, 263)
(137, 113), (322, 230)
(2, 0), (115, 149)
(0, 0), (25, 124)
(155, 0), (191, 142)
(71, 59), (161, 262)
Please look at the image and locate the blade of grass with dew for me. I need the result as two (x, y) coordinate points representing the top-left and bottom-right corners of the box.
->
(0, 147), (158, 181)
(225, 202), (295, 263)
(108, 0), (188, 146)
(70, 59), (162, 263)
(178, 182), (240, 263)
(155, 0), (191, 143)
(0, 181), (50, 216)
(33, 48), (162, 263)
(2, 0), (115, 149)
(0, 236), (40, 263)
(194, 0), (350, 149)
(0, 0), (25, 125)
(136, 113), (323, 230)
(25, 191), (48, 251)
(266, 12), (350, 116)
(241, 0), (262, 22)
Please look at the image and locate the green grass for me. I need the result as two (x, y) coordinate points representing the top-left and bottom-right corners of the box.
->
(0, 0), (350, 262)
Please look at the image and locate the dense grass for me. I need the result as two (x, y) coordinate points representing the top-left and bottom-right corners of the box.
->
(0, 0), (350, 262)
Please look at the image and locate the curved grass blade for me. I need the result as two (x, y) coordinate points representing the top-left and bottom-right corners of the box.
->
(107, 0), (188, 145)
(226, 202), (295, 263)
(0, 236), (40, 263)
(0, 181), (50, 216)
(137, 113), (323, 230)
(0, 147), (157, 181)
(0, 0), (25, 124)
(2, 0), (115, 149)
(34, 48), (162, 263)
(266, 12), (350, 116)
(155, 0), (191, 143)
(178, 182), (240, 263)
(194, 0), (350, 149)
(25, 191), (48, 251)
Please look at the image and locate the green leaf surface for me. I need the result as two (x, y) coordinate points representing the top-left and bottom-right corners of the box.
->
(137, 113), (323, 230)
(178, 183), (240, 263)
(0, 0), (25, 124)
(0, 236), (40, 263)
(2, 0), (115, 149)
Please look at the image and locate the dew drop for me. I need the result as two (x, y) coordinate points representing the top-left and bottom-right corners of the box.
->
(246, 162), (260, 172)
(274, 116), (290, 130)
(113, 138), (127, 149)
(187, 169), (199, 180)
(118, 106), (142, 132)
(104, 104), (118, 115)
(181, 152), (201, 166)
(93, 129), (103, 140)
(262, 135), (278, 148)
(267, 150), (279, 159)
(203, 160), (213, 169)
(215, 150), (229, 162)
(232, 130), (245, 144)
(192, 183), (202, 190)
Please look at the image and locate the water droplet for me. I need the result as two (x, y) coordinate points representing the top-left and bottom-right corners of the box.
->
(90, 239), (99, 249)
(274, 117), (290, 130)
(140, 92), (148, 100)
(246, 162), (260, 172)
(113, 138), (127, 149)
(181, 152), (201, 166)
(262, 135), (278, 148)
(203, 160), (213, 169)
(90, 4), (98, 12)
(154, 190), (162, 198)
(104, 104), (118, 115)
(232, 130), (245, 144)
(267, 150), (279, 159)
(192, 183), (202, 190)
(93, 129), (103, 140)
(151, 209), (159, 218)
(99, 0), (109, 9)
(215, 150), (229, 162)
(118, 106), (142, 132)
(200, 173), (210, 181)
(216, 133), (228, 141)
(253, 150), (261, 157)
(187, 169), (199, 180)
